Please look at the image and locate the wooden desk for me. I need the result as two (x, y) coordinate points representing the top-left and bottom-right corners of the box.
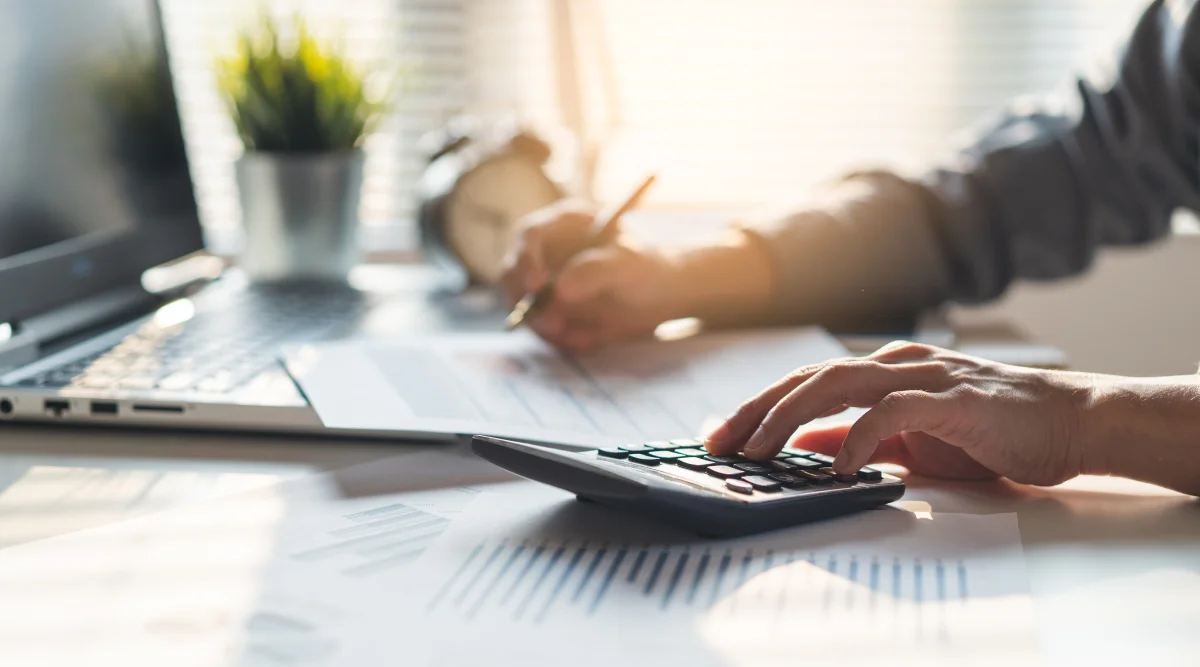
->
(0, 269), (1195, 665)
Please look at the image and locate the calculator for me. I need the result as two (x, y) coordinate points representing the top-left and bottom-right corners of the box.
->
(471, 435), (905, 538)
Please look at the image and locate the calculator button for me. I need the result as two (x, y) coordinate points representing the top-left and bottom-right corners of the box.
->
(742, 475), (782, 492)
(674, 447), (708, 457)
(768, 472), (809, 488)
(643, 441), (675, 450)
(857, 467), (884, 481)
(789, 458), (825, 471)
(734, 462), (771, 474)
(676, 457), (713, 471)
(706, 465), (743, 479)
(819, 467), (858, 484)
(704, 455), (741, 465)
(651, 450), (685, 460)
(629, 453), (662, 466)
(620, 444), (655, 453)
(598, 447), (629, 459)
(796, 470), (834, 485)
(784, 448), (819, 458)
(670, 438), (702, 446)
(725, 478), (754, 494)
(765, 459), (799, 472)
(806, 453), (836, 465)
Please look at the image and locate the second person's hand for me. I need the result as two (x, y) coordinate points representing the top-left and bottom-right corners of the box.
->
(501, 200), (779, 354)
(500, 200), (689, 353)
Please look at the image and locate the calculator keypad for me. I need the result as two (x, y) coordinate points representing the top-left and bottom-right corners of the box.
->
(593, 439), (888, 501)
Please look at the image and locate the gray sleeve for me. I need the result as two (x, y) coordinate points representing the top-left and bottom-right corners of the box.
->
(744, 0), (1200, 327)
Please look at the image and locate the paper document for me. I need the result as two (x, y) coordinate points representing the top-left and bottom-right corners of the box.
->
(349, 494), (1040, 667)
(285, 327), (853, 447)
(0, 447), (532, 667)
(0, 454), (294, 550)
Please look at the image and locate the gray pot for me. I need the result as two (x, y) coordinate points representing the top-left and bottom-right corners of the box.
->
(235, 150), (365, 282)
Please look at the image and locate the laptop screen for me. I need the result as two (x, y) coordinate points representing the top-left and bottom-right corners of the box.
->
(0, 0), (203, 324)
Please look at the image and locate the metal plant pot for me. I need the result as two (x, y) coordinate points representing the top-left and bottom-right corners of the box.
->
(235, 150), (365, 282)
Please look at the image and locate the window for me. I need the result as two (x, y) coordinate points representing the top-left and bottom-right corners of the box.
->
(162, 0), (1153, 252)
(583, 0), (1148, 205)
(161, 0), (467, 253)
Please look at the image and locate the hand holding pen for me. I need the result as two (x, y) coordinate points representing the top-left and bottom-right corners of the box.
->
(504, 175), (658, 331)
(499, 173), (778, 353)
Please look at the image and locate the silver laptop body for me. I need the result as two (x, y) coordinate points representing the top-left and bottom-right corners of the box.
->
(0, 0), (466, 436)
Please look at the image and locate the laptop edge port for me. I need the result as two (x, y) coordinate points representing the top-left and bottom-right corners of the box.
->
(131, 404), (185, 414)
(44, 399), (70, 416)
(90, 401), (118, 416)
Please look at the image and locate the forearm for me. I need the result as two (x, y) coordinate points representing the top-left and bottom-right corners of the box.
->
(736, 0), (1198, 325)
(663, 230), (776, 325)
(1083, 375), (1200, 496)
(736, 174), (954, 329)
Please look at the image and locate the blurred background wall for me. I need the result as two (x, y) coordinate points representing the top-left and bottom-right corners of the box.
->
(159, 0), (1196, 374)
(960, 235), (1200, 377)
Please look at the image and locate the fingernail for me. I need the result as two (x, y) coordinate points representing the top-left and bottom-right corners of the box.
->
(833, 449), (852, 473)
(704, 424), (729, 451)
(743, 426), (766, 454)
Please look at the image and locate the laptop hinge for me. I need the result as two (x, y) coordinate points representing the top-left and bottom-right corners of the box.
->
(0, 285), (161, 370)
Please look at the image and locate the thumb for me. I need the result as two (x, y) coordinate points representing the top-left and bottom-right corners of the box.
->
(553, 246), (638, 305)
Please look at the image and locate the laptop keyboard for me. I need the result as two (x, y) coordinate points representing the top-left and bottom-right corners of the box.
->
(12, 283), (366, 395)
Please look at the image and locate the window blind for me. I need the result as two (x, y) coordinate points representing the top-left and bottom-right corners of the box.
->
(584, 0), (1149, 205)
(160, 0), (468, 252)
(162, 0), (1153, 248)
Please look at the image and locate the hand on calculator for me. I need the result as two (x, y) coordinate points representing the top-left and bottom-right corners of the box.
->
(705, 341), (1101, 487)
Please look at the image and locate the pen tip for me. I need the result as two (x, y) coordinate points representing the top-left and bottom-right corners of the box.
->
(504, 305), (528, 331)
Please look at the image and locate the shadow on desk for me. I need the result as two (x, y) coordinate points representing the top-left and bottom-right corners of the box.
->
(901, 472), (1200, 594)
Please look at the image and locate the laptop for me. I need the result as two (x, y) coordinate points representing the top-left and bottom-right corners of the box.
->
(0, 0), (434, 435)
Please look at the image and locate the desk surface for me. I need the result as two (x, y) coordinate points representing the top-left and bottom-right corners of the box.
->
(0, 269), (1196, 665)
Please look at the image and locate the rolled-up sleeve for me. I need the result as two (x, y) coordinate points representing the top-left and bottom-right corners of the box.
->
(744, 0), (1200, 327)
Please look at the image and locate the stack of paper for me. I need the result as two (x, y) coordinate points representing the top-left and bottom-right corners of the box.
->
(285, 327), (859, 447)
(345, 494), (1040, 667)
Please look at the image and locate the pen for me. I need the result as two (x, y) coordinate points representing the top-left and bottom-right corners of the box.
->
(504, 174), (657, 331)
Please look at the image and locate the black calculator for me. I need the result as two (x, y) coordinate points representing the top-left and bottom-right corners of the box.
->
(472, 435), (905, 538)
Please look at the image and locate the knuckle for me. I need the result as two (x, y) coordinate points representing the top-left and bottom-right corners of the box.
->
(819, 359), (877, 382)
(784, 366), (816, 384)
(877, 390), (919, 413)
(950, 384), (986, 404)
(874, 340), (931, 358)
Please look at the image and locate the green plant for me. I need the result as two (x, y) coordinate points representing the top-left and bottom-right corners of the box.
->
(216, 15), (389, 153)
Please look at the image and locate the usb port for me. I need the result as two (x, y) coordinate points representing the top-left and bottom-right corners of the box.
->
(43, 399), (70, 416)
(90, 401), (118, 416)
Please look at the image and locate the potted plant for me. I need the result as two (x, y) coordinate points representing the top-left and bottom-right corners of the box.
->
(216, 16), (389, 282)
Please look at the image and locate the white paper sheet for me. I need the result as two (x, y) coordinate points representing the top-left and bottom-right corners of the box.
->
(0, 446), (535, 667)
(346, 494), (1041, 667)
(284, 327), (854, 447)
(0, 455), (300, 550)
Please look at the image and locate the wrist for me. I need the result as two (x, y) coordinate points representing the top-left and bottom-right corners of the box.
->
(1076, 375), (1123, 477)
(1077, 374), (1200, 492)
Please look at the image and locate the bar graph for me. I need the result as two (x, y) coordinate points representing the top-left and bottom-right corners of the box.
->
(425, 538), (972, 627)
(290, 502), (452, 577)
